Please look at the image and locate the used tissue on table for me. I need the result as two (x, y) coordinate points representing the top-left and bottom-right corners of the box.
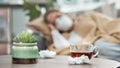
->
(39, 50), (56, 58)
(68, 55), (90, 64)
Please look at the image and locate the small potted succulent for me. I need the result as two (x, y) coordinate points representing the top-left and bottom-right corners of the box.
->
(12, 31), (38, 64)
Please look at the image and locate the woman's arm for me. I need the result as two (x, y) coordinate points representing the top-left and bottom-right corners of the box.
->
(48, 24), (70, 49)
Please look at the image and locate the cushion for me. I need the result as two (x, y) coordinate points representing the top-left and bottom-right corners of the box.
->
(95, 39), (120, 62)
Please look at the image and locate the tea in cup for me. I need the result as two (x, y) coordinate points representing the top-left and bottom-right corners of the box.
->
(70, 43), (98, 64)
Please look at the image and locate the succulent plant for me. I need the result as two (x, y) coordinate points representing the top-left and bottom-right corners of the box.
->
(13, 31), (37, 43)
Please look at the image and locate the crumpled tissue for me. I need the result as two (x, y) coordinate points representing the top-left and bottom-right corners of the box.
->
(39, 50), (56, 58)
(68, 55), (90, 64)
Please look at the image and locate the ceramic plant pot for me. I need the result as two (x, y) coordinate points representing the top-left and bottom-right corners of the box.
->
(12, 43), (38, 64)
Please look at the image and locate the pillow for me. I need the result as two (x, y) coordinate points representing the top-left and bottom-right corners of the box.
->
(26, 17), (52, 43)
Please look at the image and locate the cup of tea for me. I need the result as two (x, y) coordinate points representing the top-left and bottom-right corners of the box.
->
(70, 43), (98, 60)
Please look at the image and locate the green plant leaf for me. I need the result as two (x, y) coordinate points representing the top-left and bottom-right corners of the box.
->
(23, 0), (41, 21)
(46, 0), (57, 9)
(23, 0), (56, 21)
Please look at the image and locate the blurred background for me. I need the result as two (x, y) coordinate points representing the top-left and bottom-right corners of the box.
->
(0, 0), (120, 54)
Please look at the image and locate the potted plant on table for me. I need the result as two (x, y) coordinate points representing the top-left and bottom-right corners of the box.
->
(12, 31), (38, 64)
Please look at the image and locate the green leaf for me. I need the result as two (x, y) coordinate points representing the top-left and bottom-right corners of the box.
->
(46, 0), (57, 9)
(26, 9), (41, 21)
(23, 0), (57, 21)
(23, 0), (41, 21)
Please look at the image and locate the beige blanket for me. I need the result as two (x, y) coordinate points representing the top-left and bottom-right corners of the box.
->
(74, 12), (120, 44)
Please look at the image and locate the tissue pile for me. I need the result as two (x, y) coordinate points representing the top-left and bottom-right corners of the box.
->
(68, 55), (90, 64)
(39, 50), (56, 58)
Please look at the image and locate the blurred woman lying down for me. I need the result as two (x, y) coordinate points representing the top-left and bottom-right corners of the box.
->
(28, 9), (120, 61)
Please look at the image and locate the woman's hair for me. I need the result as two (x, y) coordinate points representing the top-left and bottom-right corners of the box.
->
(44, 10), (59, 24)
